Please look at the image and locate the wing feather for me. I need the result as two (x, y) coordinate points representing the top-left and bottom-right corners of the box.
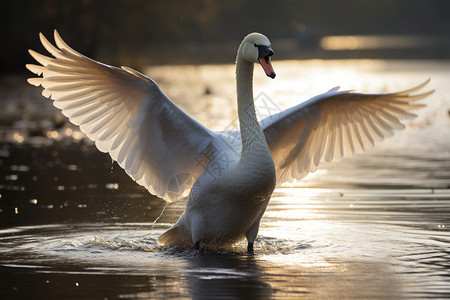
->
(27, 30), (216, 201)
(261, 81), (433, 185)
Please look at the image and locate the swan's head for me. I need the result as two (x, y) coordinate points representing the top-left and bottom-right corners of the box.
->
(240, 33), (276, 79)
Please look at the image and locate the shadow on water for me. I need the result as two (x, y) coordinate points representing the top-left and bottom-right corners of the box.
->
(181, 253), (273, 300)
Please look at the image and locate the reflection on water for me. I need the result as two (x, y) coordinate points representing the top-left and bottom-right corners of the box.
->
(0, 59), (449, 299)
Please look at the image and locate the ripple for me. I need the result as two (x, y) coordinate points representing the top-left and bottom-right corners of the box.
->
(1, 60), (449, 299)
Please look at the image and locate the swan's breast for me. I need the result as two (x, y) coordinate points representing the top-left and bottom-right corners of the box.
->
(232, 150), (276, 202)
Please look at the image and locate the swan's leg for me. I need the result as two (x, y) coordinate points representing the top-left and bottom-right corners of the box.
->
(191, 212), (204, 251)
(247, 242), (254, 253)
(246, 211), (264, 252)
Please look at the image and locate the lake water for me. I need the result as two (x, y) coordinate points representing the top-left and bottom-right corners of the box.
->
(0, 59), (449, 299)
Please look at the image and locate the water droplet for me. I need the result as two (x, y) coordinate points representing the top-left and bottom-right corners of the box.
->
(10, 165), (30, 172)
(72, 131), (84, 140)
(105, 183), (119, 190)
(46, 130), (59, 139)
(13, 133), (24, 143)
(67, 164), (78, 171)
(5, 174), (18, 181)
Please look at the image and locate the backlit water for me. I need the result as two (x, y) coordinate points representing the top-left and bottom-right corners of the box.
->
(1, 60), (449, 299)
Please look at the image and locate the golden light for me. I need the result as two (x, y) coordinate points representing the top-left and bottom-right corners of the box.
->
(72, 131), (84, 140)
(65, 128), (73, 136)
(46, 130), (59, 139)
(321, 35), (359, 50)
(13, 133), (24, 143)
(106, 183), (119, 190)
(321, 35), (430, 51)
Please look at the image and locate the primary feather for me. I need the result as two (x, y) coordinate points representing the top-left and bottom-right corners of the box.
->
(260, 81), (432, 184)
(28, 30), (216, 202)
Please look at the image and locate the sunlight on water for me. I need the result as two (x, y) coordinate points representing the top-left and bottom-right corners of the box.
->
(0, 59), (449, 299)
(320, 35), (437, 51)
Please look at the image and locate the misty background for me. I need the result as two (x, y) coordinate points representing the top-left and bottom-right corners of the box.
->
(3, 0), (450, 73)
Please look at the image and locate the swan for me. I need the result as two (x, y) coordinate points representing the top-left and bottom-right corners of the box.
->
(27, 30), (433, 252)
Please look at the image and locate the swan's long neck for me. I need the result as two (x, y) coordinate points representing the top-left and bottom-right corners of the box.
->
(235, 52), (268, 156)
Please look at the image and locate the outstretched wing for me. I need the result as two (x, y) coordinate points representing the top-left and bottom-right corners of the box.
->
(260, 81), (433, 185)
(27, 30), (215, 202)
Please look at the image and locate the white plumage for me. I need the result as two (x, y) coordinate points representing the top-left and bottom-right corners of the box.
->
(27, 30), (432, 251)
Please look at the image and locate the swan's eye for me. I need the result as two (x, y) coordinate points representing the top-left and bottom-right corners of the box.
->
(254, 43), (257, 47)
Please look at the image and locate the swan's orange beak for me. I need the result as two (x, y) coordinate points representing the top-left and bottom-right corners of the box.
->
(258, 56), (276, 79)
(256, 45), (276, 79)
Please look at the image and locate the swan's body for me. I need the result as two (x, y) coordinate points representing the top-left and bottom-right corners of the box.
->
(27, 31), (433, 251)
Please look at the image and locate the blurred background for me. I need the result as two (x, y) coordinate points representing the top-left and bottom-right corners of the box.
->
(3, 0), (450, 72)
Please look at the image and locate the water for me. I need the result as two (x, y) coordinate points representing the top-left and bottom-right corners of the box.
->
(1, 59), (449, 299)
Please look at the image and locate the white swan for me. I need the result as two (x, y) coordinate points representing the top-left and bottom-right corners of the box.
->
(27, 30), (432, 252)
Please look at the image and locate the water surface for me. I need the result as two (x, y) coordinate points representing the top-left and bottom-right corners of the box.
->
(0, 59), (449, 299)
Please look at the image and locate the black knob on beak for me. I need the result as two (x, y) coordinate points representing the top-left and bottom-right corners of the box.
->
(256, 45), (274, 59)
